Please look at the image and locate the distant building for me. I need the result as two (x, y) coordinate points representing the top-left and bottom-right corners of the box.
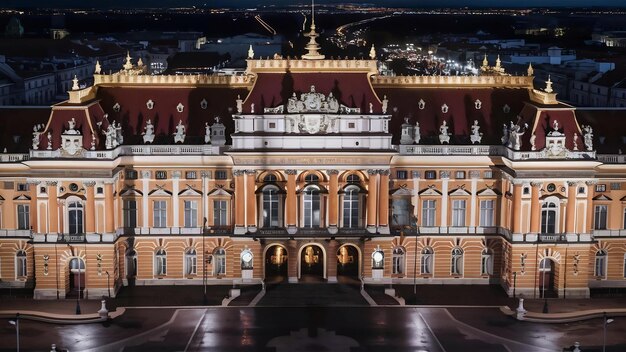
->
(4, 17), (23, 39)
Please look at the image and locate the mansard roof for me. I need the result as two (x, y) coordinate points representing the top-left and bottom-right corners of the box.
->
(0, 107), (51, 153)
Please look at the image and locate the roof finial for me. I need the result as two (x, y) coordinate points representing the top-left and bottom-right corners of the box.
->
(123, 51), (133, 70)
(94, 60), (101, 75)
(495, 55), (501, 69)
(545, 75), (553, 93)
(527, 62), (534, 76)
(248, 44), (254, 59)
(369, 44), (376, 60)
(482, 53), (488, 68)
(71, 75), (79, 90)
(302, 0), (325, 60)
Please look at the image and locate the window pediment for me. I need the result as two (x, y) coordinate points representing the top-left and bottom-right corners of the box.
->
(13, 194), (31, 201)
(419, 187), (441, 196)
(178, 187), (202, 196)
(390, 187), (413, 196)
(256, 184), (285, 194)
(208, 188), (233, 197)
(148, 188), (172, 196)
(593, 194), (612, 201)
(477, 188), (501, 196)
(448, 188), (471, 196)
(119, 188), (143, 197)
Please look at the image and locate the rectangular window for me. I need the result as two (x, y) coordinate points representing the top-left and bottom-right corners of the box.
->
(268, 122), (276, 128)
(610, 182), (621, 190)
(455, 171), (465, 179)
(186, 255), (197, 275)
(479, 200), (495, 227)
(3, 181), (14, 189)
(213, 200), (228, 226)
(153, 200), (167, 228)
(17, 256), (27, 277)
(348, 122), (355, 128)
(594, 205), (608, 230)
(155, 171), (167, 180)
(396, 170), (408, 179)
(595, 184), (606, 192)
(184, 200), (198, 228)
(215, 170), (227, 180)
(17, 183), (29, 191)
(420, 253), (432, 275)
(424, 170), (436, 180)
(483, 170), (493, 179)
(17, 204), (29, 230)
(125, 170), (138, 180)
(185, 171), (197, 179)
(451, 200), (466, 227)
(595, 256), (606, 278)
(123, 200), (137, 228)
(421, 200), (436, 227)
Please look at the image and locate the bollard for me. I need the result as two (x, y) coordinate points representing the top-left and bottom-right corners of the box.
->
(98, 299), (109, 319)
(515, 298), (527, 320)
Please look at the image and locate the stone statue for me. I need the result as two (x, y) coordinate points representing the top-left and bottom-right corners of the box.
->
(103, 123), (118, 149)
(470, 120), (482, 144)
(573, 133), (578, 151)
(47, 132), (52, 150)
(205, 122), (211, 144)
(530, 134), (537, 151)
(507, 123), (528, 151)
(115, 121), (123, 145)
(369, 102), (373, 114)
(583, 125), (593, 151)
(174, 120), (186, 144)
(439, 120), (450, 144)
(553, 120), (559, 131)
(32, 124), (42, 150)
(142, 119), (155, 144)
(90, 134), (96, 150)
(65, 118), (79, 134)
(251, 103), (255, 114)
(236, 95), (243, 114)
(501, 123), (509, 145)
(382, 95), (388, 114)
(414, 121), (421, 144)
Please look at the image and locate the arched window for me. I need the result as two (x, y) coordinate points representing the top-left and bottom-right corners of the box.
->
(262, 187), (280, 227)
(541, 201), (557, 234)
(595, 249), (607, 278)
(343, 186), (360, 228)
(420, 247), (433, 275)
(451, 248), (464, 275)
(214, 248), (226, 276)
(264, 174), (278, 182)
(392, 247), (405, 275)
(481, 248), (493, 276)
(155, 249), (167, 276)
(68, 201), (84, 234)
(16, 250), (27, 277)
(126, 249), (137, 277)
(305, 174), (319, 183)
(303, 186), (320, 228)
(185, 248), (197, 275)
(346, 174), (361, 183)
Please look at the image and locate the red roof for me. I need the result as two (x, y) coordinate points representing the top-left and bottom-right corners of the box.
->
(0, 107), (51, 153)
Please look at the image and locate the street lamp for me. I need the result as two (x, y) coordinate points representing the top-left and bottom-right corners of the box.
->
(203, 217), (208, 305)
(8, 313), (19, 352)
(603, 312), (614, 352)
(105, 271), (111, 298)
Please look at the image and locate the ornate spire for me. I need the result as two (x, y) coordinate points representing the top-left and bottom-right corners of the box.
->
(495, 55), (501, 69)
(137, 58), (144, 67)
(545, 75), (554, 93)
(369, 44), (376, 60)
(482, 53), (488, 68)
(527, 62), (534, 76)
(248, 44), (254, 59)
(71, 75), (79, 90)
(123, 51), (133, 70)
(94, 60), (101, 74)
(302, 0), (325, 60)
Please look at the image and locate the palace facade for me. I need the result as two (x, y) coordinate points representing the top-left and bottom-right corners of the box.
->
(1, 24), (626, 300)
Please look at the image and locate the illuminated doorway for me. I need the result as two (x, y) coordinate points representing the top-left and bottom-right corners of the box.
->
(337, 244), (360, 278)
(265, 245), (288, 282)
(299, 244), (325, 280)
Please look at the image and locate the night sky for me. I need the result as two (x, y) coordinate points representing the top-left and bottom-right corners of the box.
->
(2, 0), (626, 8)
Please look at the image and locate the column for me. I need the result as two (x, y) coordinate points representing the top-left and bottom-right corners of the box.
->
(469, 171), (479, 227)
(84, 181), (96, 233)
(585, 181), (596, 233)
(529, 182), (541, 233)
(378, 170), (390, 227)
(440, 171), (450, 228)
(565, 181), (577, 234)
(285, 170), (297, 229)
(104, 181), (115, 233)
(172, 171), (180, 228)
(327, 170), (339, 228)
(28, 181), (39, 233)
(366, 169), (378, 228)
(511, 182), (522, 234)
(47, 181), (58, 233)
(142, 171), (150, 228)
(234, 170), (245, 228)
(245, 170), (257, 228)
(201, 172), (210, 223)
(412, 171), (420, 221)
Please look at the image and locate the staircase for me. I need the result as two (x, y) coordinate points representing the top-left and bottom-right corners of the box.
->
(258, 282), (368, 307)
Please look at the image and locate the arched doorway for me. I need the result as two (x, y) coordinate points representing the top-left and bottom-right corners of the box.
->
(68, 258), (85, 298)
(264, 244), (288, 282)
(299, 244), (325, 280)
(337, 244), (360, 279)
(539, 258), (557, 298)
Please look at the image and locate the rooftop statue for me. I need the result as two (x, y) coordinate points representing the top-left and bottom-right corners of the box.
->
(174, 120), (186, 144)
(64, 118), (79, 135)
(142, 119), (155, 144)
(439, 120), (451, 144)
(470, 120), (482, 144)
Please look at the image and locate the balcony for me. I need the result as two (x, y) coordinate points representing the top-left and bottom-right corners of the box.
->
(0, 229), (31, 237)
(116, 226), (233, 236)
(29, 144), (224, 160)
(397, 144), (596, 160)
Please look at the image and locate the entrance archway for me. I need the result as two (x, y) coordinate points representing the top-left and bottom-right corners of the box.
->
(264, 244), (288, 282)
(539, 258), (557, 298)
(337, 244), (360, 279)
(299, 244), (325, 280)
(68, 258), (85, 298)
(125, 249), (137, 286)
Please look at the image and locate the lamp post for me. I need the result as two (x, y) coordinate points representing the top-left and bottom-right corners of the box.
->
(603, 312), (614, 352)
(202, 217), (207, 305)
(105, 271), (111, 298)
(8, 313), (19, 352)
